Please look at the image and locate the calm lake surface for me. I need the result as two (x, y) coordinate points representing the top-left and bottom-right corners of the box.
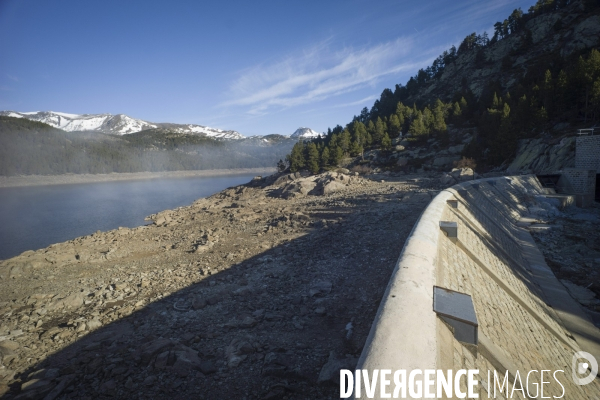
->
(0, 174), (257, 260)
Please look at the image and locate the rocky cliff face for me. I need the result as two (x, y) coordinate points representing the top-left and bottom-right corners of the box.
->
(507, 137), (576, 173)
(414, 1), (600, 103)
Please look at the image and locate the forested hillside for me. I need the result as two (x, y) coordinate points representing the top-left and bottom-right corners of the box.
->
(0, 117), (294, 175)
(287, 0), (600, 172)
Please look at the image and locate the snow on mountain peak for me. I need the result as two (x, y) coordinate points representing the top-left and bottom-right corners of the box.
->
(0, 110), (244, 139)
(290, 127), (321, 139)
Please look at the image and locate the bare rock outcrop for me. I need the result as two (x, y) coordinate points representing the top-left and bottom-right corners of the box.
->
(507, 137), (576, 173)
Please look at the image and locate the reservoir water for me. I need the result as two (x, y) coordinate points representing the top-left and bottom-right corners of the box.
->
(0, 173), (257, 260)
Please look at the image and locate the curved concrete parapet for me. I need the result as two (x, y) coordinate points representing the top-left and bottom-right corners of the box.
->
(357, 189), (452, 376)
(355, 175), (600, 399)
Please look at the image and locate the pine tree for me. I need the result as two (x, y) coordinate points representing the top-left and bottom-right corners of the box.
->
(388, 114), (402, 137)
(374, 117), (385, 144)
(331, 146), (344, 166)
(433, 99), (447, 133)
(423, 107), (434, 133)
(350, 141), (363, 157)
(452, 102), (462, 118)
(492, 92), (501, 110)
(381, 133), (392, 150)
(287, 142), (306, 172)
(408, 111), (426, 136)
(459, 97), (468, 113)
(306, 142), (320, 174)
(321, 146), (330, 168)
(352, 121), (367, 149)
(339, 129), (351, 154)
(366, 120), (376, 141)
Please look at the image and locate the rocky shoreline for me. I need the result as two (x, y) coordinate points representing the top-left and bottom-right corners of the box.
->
(0, 168), (276, 188)
(1, 167), (596, 399)
(0, 169), (449, 399)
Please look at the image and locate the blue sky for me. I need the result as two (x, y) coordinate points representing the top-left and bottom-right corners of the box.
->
(0, 0), (535, 136)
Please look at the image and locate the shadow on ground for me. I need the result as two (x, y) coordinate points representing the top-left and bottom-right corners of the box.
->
(2, 188), (427, 399)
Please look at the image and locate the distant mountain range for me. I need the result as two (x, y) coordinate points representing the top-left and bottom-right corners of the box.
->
(0, 111), (244, 139)
(0, 115), (301, 175)
(0, 111), (321, 141)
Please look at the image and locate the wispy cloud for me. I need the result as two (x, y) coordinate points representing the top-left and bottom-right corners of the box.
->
(222, 38), (422, 116)
(394, 0), (526, 47)
(331, 95), (379, 109)
(6, 74), (19, 82)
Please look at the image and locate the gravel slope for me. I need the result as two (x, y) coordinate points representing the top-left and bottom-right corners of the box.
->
(0, 171), (440, 399)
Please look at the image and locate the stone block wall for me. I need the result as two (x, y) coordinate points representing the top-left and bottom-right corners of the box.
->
(561, 168), (596, 194)
(357, 175), (600, 399)
(576, 135), (600, 172)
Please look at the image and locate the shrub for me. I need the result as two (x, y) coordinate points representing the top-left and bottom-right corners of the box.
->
(350, 164), (372, 175)
(453, 157), (477, 170)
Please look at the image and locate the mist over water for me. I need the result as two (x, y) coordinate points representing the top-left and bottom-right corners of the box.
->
(0, 174), (257, 260)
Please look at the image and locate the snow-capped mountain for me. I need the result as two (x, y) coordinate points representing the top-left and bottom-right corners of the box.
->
(151, 122), (242, 140)
(1, 111), (243, 139)
(290, 127), (321, 139)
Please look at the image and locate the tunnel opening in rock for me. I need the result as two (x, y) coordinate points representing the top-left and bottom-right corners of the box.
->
(536, 174), (561, 191)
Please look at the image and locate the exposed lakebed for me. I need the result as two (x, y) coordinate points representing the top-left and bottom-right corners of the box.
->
(0, 173), (258, 260)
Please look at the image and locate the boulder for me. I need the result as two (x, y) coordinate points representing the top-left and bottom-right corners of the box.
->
(172, 349), (203, 377)
(280, 179), (316, 199)
(99, 379), (117, 395)
(273, 174), (294, 187)
(433, 156), (461, 167)
(440, 173), (456, 186)
(447, 144), (465, 154)
(0, 340), (19, 362)
(62, 292), (85, 308)
(451, 167), (474, 182)
(46, 292), (85, 311)
(318, 352), (358, 385)
(138, 338), (177, 365)
(18, 379), (55, 399)
(309, 280), (332, 297)
(192, 296), (207, 310)
(396, 157), (408, 167)
(225, 338), (255, 368)
(322, 181), (346, 195)
(86, 318), (102, 330)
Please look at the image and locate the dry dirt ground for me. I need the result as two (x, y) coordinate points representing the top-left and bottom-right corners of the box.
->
(529, 201), (600, 317)
(0, 171), (442, 399)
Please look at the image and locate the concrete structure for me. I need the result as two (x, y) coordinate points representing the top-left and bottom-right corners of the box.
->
(576, 135), (600, 172)
(557, 168), (596, 207)
(534, 134), (599, 206)
(356, 175), (600, 399)
(575, 134), (600, 204)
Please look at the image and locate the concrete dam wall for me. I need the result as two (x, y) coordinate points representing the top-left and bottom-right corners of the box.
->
(355, 175), (600, 399)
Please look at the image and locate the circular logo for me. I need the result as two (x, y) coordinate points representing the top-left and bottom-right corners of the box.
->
(572, 351), (598, 386)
